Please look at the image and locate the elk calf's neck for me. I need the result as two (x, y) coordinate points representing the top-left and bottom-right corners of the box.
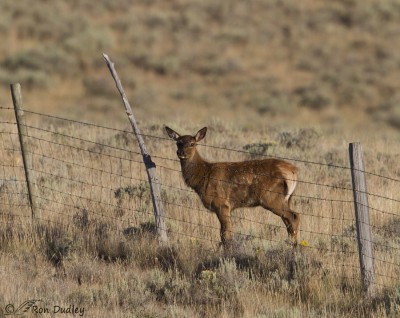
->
(165, 126), (300, 250)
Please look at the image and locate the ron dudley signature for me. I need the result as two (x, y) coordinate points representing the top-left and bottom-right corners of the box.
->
(4, 300), (85, 316)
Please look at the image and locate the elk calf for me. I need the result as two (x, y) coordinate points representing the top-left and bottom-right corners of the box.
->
(165, 126), (300, 250)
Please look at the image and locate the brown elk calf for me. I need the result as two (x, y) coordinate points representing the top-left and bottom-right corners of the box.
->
(165, 126), (300, 250)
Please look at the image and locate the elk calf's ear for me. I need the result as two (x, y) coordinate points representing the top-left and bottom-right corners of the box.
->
(165, 126), (180, 141)
(195, 127), (207, 142)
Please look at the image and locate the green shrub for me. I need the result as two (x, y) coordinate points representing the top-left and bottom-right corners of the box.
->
(368, 96), (400, 130)
(63, 25), (114, 68)
(131, 53), (183, 76)
(0, 69), (50, 89)
(83, 77), (117, 97)
(37, 224), (74, 267)
(243, 142), (277, 158)
(294, 85), (332, 111)
(252, 92), (295, 115)
(278, 128), (320, 150)
(1, 47), (78, 76)
(189, 55), (243, 76)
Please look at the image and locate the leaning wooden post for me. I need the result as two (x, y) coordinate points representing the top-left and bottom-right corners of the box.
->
(349, 142), (375, 298)
(11, 83), (38, 219)
(103, 54), (167, 243)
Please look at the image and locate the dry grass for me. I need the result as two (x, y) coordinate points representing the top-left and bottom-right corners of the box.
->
(0, 114), (399, 317)
(0, 0), (399, 316)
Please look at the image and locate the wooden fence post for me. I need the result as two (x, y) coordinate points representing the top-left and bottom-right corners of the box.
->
(103, 54), (168, 243)
(349, 142), (375, 298)
(10, 83), (38, 219)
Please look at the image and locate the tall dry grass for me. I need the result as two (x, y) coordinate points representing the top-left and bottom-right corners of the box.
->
(0, 108), (398, 317)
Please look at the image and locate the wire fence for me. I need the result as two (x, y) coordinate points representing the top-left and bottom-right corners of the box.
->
(0, 105), (399, 293)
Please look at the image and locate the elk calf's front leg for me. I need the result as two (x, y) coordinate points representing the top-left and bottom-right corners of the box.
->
(217, 210), (233, 249)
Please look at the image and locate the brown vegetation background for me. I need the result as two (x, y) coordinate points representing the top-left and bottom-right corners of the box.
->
(1, 0), (399, 134)
(0, 1), (399, 317)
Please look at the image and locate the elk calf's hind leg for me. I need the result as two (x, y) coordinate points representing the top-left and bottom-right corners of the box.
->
(282, 211), (300, 246)
(290, 211), (300, 246)
(261, 191), (300, 246)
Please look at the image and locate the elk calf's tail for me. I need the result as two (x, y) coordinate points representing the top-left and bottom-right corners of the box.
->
(282, 167), (298, 203)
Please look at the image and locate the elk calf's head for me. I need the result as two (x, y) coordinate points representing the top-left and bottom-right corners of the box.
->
(165, 126), (207, 161)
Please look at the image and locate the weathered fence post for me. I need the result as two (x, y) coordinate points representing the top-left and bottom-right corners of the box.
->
(349, 142), (375, 298)
(11, 83), (38, 219)
(103, 53), (168, 243)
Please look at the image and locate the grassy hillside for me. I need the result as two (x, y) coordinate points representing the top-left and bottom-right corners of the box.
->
(0, 1), (399, 317)
(0, 0), (399, 132)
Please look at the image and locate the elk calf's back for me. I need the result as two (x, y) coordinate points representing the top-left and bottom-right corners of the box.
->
(165, 126), (300, 249)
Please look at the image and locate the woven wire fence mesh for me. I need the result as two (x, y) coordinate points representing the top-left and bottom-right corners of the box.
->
(0, 107), (398, 291)
(0, 107), (31, 222)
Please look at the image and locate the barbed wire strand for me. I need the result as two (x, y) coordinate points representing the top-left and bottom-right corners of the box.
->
(12, 125), (400, 204)
(19, 109), (400, 183)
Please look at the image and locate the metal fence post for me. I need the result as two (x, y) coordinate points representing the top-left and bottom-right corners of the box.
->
(103, 54), (168, 243)
(349, 142), (375, 298)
